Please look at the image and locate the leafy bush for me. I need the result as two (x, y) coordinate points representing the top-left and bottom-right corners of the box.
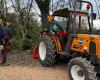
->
(11, 39), (22, 50)
(11, 39), (32, 51)
(22, 39), (32, 50)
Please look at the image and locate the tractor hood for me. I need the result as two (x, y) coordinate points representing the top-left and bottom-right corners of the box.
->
(77, 34), (100, 59)
(77, 34), (100, 39)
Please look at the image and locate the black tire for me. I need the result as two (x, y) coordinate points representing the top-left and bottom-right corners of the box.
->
(68, 57), (97, 80)
(38, 35), (56, 67)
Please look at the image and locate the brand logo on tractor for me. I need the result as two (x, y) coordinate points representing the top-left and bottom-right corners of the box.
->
(78, 39), (83, 44)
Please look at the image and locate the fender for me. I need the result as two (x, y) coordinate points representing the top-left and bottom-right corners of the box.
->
(41, 31), (62, 53)
(48, 33), (62, 53)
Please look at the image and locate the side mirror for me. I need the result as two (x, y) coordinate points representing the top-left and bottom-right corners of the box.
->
(93, 13), (96, 20)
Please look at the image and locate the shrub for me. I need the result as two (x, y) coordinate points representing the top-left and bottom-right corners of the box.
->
(11, 39), (32, 51)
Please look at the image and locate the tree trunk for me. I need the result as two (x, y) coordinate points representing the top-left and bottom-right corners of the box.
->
(35, 0), (50, 30)
(41, 13), (48, 29)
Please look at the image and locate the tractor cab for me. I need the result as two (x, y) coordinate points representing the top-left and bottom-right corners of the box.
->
(49, 5), (96, 34)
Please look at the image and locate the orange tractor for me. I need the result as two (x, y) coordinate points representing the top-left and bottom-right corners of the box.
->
(37, 1), (99, 80)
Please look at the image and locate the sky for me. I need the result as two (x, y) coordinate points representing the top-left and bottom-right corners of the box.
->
(6, 0), (100, 28)
(33, 0), (100, 28)
(6, 0), (99, 15)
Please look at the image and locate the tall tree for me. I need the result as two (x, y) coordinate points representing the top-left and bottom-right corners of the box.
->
(68, 0), (80, 9)
(10, 0), (34, 39)
(35, 0), (51, 29)
(0, 0), (5, 19)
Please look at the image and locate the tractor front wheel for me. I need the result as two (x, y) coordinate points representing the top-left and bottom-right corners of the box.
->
(38, 35), (56, 67)
(68, 57), (97, 80)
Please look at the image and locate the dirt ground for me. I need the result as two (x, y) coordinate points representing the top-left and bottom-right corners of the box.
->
(0, 51), (69, 80)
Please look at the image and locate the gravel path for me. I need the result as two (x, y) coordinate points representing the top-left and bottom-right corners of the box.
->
(0, 51), (69, 80)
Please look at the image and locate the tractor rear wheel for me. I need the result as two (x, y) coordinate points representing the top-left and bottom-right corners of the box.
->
(38, 35), (56, 67)
(68, 57), (97, 80)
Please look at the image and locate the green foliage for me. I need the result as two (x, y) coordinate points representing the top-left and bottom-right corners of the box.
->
(0, 0), (44, 52)
(11, 20), (41, 51)
(11, 39), (32, 51)
(94, 28), (100, 35)
(21, 39), (32, 50)
(11, 39), (22, 50)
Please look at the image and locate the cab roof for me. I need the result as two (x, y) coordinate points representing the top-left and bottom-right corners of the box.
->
(53, 8), (88, 17)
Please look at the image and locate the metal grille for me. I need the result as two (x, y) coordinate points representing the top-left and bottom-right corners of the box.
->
(89, 41), (96, 54)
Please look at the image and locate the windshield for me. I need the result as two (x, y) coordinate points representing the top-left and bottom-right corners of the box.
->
(74, 15), (90, 34)
(68, 1), (94, 34)
(49, 16), (68, 33)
